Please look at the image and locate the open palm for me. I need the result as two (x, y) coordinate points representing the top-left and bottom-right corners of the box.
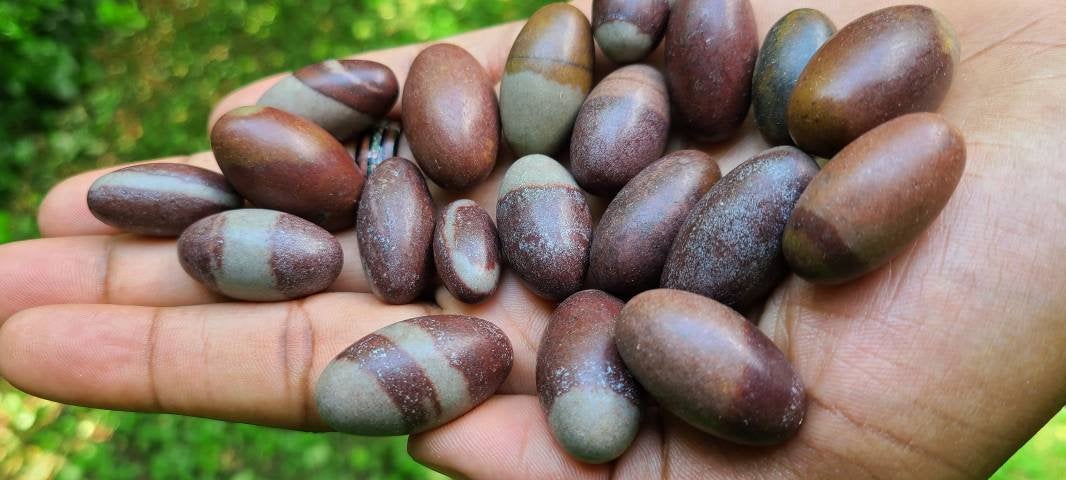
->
(2, 0), (1064, 478)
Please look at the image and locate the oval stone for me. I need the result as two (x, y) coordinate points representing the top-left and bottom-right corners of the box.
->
(787, 5), (960, 158)
(570, 64), (670, 196)
(316, 315), (513, 436)
(433, 199), (501, 304)
(537, 290), (639, 464)
(356, 158), (435, 305)
(351, 121), (404, 176)
(783, 113), (966, 284)
(664, 0), (758, 141)
(257, 59), (398, 141)
(592, 0), (670, 64)
(402, 44), (499, 191)
(496, 155), (592, 300)
(662, 146), (818, 309)
(177, 209), (343, 301)
(211, 106), (364, 232)
(87, 163), (242, 237)
(616, 289), (807, 445)
(500, 3), (594, 157)
(587, 150), (720, 297)
(752, 9), (836, 146)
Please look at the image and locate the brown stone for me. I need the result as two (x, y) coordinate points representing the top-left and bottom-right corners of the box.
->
(592, 0), (670, 64)
(433, 199), (501, 304)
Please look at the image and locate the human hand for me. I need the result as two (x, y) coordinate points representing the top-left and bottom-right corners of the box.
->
(2, 0), (1065, 478)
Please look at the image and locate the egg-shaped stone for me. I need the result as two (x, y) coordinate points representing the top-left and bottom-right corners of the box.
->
(87, 163), (242, 236)
(787, 5), (960, 158)
(662, 146), (818, 309)
(402, 44), (499, 191)
(587, 150), (719, 297)
(783, 113), (966, 284)
(537, 290), (639, 463)
(592, 0), (670, 64)
(500, 3), (594, 157)
(664, 0), (758, 141)
(356, 157), (435, 305)
(433, 199), (501, 304)
(616, 289), (806, 445)
(496, 154), (592, 300)
(211, 106), (364, 232)
(752, 9), (836, 146)
(316, 315), (513, 436)
(570, 64), (670, 196)
(257, 59), (398, 141)
(177, 209), (343, 301)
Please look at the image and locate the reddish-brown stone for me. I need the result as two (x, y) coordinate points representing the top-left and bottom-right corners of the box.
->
(788, 5), (960, 157)
(592, 0), (670, 64)
(783, 113), (966, 284)
(433, 200), (501, 304)
(402, 44), (499, 191)
(616, 289), (806, 445)
(664, 0), (758, 141)
(587, 150), (720, 298)
(356, 158), (435, 304)
(210, 106), (364, 231)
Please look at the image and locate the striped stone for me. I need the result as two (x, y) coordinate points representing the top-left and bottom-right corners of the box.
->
(87, 163), (242, 237)
(315, 315), (513, 436)
(592, 0), (670, 64)
(537, 290), (639, 463)
(257, 59), (398, 141)
(433, 199), (501, 304)
(177, 209), (343, 301)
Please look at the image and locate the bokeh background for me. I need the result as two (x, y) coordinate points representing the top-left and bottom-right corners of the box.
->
(0, 0), (1062, 478)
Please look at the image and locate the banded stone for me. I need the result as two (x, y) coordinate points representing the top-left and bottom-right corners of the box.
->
(315, 315), (513, 436)
(500, 3), (594, 157)
(592, 0), (670, 64)
(433, 200), (501, 304)
(257, 59), (398, 141)
(537, 290), (639, 464)
(87, 163), (242, 237)
(496, 155), (591, 301)
(176, 209), (343, 301)
(662, 146), (818, 309)
(616, 289), (807, 445)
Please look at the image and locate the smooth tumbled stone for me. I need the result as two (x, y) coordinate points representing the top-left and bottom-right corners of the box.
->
(570, 64), (670, 196)
(662, 146), (818, 309)
(788, 5), (960, 158)
(752, 9), (836, 146)
(403, 44), (499, 191)
(664, 0), (758, 141)
(433, 199), (501, 304)
(356, 158), (435, 305)
(352, 121), (403, 176)
(592, 0), (670, 64)
(537, 290), (639, 464)
(315, 315), (513, 436)
(496, 154), (592, 300)
(500, 3), (594, 157)
(616, 289), (807, 445)
(587, 150), (720, 297)
(211, 106), (364, 232)
(784, 113), (966, 284)
(257, 59), (398, 141)
(87, 163), (242, 236)
(177, 209), (342, 301)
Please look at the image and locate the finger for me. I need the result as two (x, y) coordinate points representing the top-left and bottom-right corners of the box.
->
(37, 151), (221, 238)
(0, 231), (369, 318)
(408, 395), (609, 479)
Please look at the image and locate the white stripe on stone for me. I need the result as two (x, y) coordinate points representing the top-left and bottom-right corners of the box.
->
(95, 170), (239, 206)
(442, 201), (499, 295)
(216, 209), (285, 301)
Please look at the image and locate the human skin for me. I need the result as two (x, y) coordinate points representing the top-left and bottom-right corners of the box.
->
(0, 1), (1064, 478)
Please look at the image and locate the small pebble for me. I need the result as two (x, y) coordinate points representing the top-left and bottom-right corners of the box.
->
(616, 288), (807, 445)
(87, 163), (242, 236)
(537, 290), (639, 464)
(433, 199), (501, 304)
(315, 315), (513, 436)
(784, 113), (966, 284)
(356, 158), (435, 305)
(177, 209), (342, 301)
(496, 155), (591, 300)
(592, 0), (670, 64)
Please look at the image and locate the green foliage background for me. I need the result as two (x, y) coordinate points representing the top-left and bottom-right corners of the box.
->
(0, 0), (1062, 478)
